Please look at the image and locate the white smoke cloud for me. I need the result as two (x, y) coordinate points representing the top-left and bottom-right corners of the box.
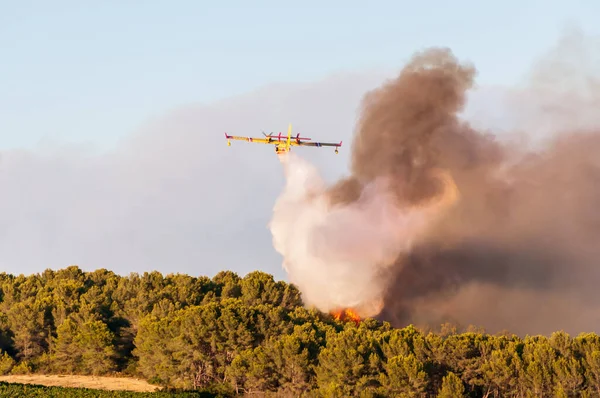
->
(269, 152), (457, 318)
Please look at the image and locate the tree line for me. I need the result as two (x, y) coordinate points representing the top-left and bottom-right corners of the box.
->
(0, 265), (599, 397)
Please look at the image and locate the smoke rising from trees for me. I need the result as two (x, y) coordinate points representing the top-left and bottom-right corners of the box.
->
(273, 30), (600, 336)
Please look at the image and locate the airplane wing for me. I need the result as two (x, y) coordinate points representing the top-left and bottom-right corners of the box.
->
(224, 133), (278, 145)
(295, 140), (343, 148)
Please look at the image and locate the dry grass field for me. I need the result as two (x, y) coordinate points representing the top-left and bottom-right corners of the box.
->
(0, 374), (160, 392)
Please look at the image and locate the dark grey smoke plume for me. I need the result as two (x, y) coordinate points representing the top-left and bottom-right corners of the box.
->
(328, 32), (600, 336)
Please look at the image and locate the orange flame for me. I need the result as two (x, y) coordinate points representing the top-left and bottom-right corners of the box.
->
(331, 308), (361, 325)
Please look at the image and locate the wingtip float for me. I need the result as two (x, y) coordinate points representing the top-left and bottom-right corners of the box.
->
(224, 123), (342, 155)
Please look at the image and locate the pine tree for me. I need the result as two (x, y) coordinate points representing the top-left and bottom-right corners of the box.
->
(437, 372), (465, 397)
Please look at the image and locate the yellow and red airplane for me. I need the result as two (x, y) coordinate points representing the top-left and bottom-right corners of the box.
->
(224, 124), (342, 155)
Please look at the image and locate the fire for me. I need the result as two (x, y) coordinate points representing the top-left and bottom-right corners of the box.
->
(331, 308), (361, 325)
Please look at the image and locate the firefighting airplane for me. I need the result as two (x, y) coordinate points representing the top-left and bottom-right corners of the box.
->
(224, 124), (342, 155)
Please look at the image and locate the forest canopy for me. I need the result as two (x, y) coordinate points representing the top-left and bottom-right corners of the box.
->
(0, 266), (598, 397)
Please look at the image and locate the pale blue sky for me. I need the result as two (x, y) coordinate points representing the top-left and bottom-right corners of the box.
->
(2, 1), (599, 151)
(0, 1), (600, 278)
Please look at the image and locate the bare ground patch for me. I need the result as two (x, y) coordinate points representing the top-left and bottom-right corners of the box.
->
(0, 374), (160, 392)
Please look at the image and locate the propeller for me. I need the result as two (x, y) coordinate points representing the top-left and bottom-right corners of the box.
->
(294, 133), (311, 141)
